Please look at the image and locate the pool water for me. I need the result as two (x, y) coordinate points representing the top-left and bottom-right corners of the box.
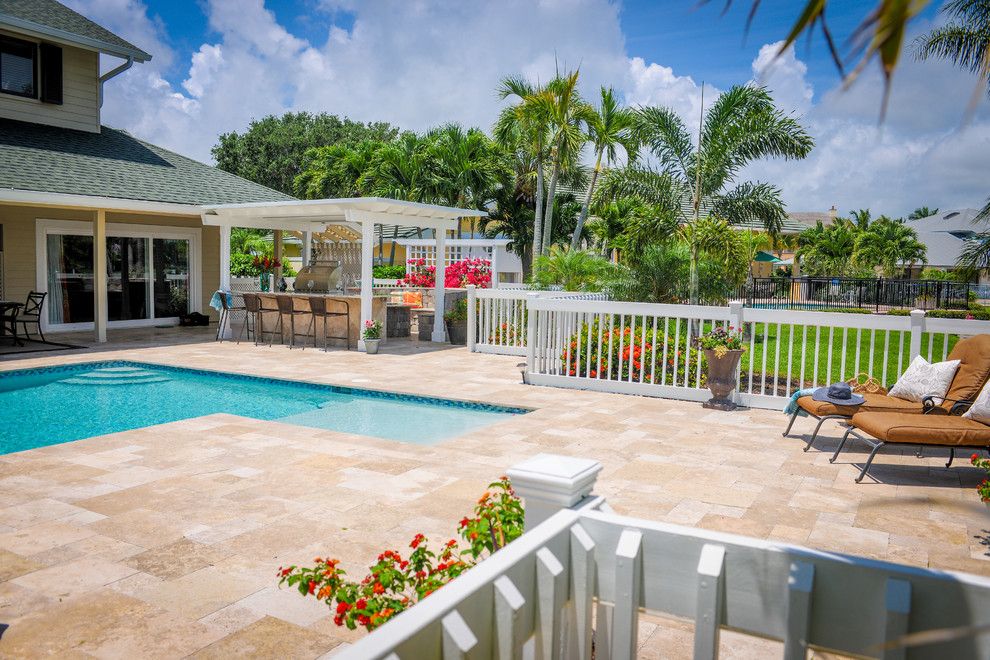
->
(0, 361), (525, 454)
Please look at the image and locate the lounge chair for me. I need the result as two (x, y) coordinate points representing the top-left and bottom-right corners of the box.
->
(830, 411), (990, 482)
(784, 334), (990, 450)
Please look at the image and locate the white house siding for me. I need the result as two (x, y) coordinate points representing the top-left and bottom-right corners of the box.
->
(0, 34), (100, 133)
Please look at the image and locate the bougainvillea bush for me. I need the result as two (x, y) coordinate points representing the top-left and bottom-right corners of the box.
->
(971, 454), (990, 502)
(399, 258), (491, 289)
(278, 477), (523, 632)
(561, 318), (703, 386)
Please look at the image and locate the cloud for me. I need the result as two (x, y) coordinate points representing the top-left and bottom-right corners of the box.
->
(61, 0), (990, 216)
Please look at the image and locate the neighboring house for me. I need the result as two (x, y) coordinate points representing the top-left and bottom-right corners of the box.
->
(0, 0), (292, 340)
(906, 209), (988, 283)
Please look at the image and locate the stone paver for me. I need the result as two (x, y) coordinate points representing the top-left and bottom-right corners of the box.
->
(1, 328), (988, 658)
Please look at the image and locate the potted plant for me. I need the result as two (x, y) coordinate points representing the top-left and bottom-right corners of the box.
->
(362, 319), (383, 354)
(252, 255), (280, 292)
(694, 325), (745, 411)
(970, 454), (990, 509)
(444, 298), (469, 345)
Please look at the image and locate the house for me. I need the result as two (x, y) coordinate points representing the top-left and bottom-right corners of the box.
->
(906, 208), (988, 283)
(0, 0), (292, 341)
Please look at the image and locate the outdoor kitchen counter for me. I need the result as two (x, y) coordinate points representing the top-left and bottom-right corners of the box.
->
(255, 292), (388, 349)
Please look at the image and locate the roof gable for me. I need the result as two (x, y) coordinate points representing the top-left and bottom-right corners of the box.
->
(0, 0), (150, 61)
(0, 118), (294, 207)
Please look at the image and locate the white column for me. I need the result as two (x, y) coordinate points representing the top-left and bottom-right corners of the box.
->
(302, 231), (313, 266)
(360, 217), (375, 351)
(466, 284), (477, 351)
(218, 224), (232, 339)
(490, 245), (500, 289)
(432, 228), (447, 342)
(507, 454), (602, 531)
(93, 209), (107, 343)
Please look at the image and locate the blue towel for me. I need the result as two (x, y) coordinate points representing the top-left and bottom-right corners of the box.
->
(784, 387), (818, 416)
(209, 290), (234, 312)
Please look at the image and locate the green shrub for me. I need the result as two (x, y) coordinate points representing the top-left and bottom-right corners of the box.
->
(886, 308), (989, 320)
(562, 318), (704, 386)
(373, 264), (406, 279)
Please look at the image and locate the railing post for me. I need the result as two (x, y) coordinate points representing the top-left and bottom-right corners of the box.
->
(525, 292), (539, 379)
(507, 454), (603, 531)
(909, 309), (925, 360)
(466, 285), (477, 352)
(729, 301), (744, 403)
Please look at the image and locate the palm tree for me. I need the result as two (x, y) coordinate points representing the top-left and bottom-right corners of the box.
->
(587, 197), (646, 258)
(570, 87), (638, 251)
(532, 246), (612, 291)
(294, 140), (386, 199)
(533, 70), (593, 255)
(908, 206), (940, 220)
(796, 221), (859, 276)
(915, 1), (990, 101)
(957, 196), (990, 277)
(362, 132), (432, 202)
(495, 77), (550, 261)
(854, 217), (927, 276)
(597, 84), (814, 302)
(845, 209), (872, 231)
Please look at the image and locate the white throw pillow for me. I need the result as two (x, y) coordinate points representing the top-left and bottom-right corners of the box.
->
(887, 355), (961, 403)
(963, 379), (990, 424)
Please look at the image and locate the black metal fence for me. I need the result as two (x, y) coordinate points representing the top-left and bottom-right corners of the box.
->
(741, 277), (978, 312)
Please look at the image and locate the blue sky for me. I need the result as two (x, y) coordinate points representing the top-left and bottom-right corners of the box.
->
(68, 0), (986, 216)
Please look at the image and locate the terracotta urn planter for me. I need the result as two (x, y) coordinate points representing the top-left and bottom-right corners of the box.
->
(702, 348), (743, 411)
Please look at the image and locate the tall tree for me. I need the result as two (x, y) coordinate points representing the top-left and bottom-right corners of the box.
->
(495, 78), (551, 262)
(213, 112), (399, 195)
(294, 139), (387, 199)
(915, 0), (990, 103)
(534, 71), (593, 254)
(570, 87), (638, 251)
(957, 196), (990, 277)
(797, 221), (860, 276)
(854, 216), (928, 276)
(597, 85), (814, 302)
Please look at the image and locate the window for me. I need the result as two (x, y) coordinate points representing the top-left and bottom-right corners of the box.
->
(0, 36), (36, 98)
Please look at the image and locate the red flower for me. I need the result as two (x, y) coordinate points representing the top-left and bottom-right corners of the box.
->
(459, 516), (470, 528)
(336, 601), (350, 614)
(333, 615), (344, 626)
(373, 582), (385, 594)
(355, 598), (367, 610)
(307, 580), (317, 595)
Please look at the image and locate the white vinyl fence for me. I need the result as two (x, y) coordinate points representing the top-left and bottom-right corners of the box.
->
(336, 454), (990, 660)
(468, 288), (990, 410)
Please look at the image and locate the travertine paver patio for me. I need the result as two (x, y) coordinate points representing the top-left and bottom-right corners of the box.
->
(0, 330), (987, 657)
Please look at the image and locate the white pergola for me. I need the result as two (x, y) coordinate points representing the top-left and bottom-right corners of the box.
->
(200, 198), (487, 346)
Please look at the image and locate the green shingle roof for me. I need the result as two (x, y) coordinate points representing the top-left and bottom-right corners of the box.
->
(0, 0), (151, 61)
(0, 118), (295, 206)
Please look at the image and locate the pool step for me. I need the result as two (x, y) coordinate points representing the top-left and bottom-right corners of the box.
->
(59, 367), (170, 386)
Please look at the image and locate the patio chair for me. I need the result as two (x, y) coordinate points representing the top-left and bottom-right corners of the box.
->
(268, 295), (309, 349)
(307, 296), (350, 351)
(215, 291), (245, 342)
(830, 411), (990, 482)
(237, 293), (259, 345)
(1, 302), (22, 346)
(15, 291), (46, 342)
(784, 334), (990, 451)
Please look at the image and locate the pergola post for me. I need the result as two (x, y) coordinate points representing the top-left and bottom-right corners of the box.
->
(93, 209), (107, 343)
(432, 227), (447, 342)
(302, 231), (313, 266)
(359, 216), (375, 351)
(218, 223), (232, 339)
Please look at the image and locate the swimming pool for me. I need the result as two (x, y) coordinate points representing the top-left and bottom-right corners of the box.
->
(0, 361), (526, 454)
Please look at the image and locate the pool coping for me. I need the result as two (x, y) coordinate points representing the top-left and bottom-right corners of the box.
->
(0, 359), (532, 416)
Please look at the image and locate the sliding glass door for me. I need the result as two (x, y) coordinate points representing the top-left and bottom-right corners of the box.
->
(39, 221), (200, 330)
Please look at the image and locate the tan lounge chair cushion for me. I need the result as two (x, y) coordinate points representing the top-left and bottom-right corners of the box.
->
(942, 334), (990, 407)
(851, 411), (990, 447)
(798, 392), (924, 418)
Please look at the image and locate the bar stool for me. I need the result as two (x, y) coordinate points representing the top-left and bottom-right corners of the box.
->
(269, 295), (309, 349)
(308, 297), (351, 351)
(216, 291), (245, 342)
(237, 293), (259, 345)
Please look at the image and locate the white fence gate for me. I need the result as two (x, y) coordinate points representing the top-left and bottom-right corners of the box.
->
(336, 454), (990, 659)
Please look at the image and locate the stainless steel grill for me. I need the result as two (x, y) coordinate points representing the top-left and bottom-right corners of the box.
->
(293, 259), (342, 293)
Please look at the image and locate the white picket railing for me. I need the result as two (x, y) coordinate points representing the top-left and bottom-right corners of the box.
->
(336, 454), (990, 659)
(514, 295), (990, 410)
(467, 286), (609, 357)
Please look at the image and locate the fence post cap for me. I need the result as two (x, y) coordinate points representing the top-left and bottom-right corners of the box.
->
(909, 309), (926, 319)
(465, 284), (476, 290)
(729, 300), (744, 313)
(507, 454), (602, 508)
